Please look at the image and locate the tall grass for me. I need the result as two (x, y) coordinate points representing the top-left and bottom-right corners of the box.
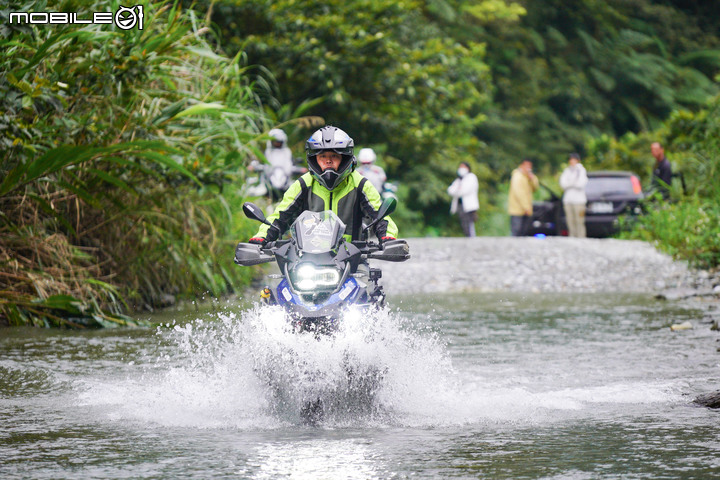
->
(0, 1), (274, 327)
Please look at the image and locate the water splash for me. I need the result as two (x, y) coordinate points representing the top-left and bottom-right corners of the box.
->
(77, 305), (459, 428)
(76, 304), (685, 429)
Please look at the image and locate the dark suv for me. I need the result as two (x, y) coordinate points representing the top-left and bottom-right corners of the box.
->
(526, 171), (644, 238)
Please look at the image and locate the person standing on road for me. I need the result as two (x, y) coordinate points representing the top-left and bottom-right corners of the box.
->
(447, 162), (479, 237)
(559, 152), (588, 238)
(651, 142), (672, 200)
(508, 159), (539, 236)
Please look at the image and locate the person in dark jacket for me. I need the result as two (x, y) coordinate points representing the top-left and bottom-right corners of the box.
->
(248, 126), (398, 246)
(651, 142), (672, 200)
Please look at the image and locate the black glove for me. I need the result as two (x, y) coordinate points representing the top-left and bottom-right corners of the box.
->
(264, 224), (280, 242)
(376, 223), (395, 245)
(248, 237), (266, 246)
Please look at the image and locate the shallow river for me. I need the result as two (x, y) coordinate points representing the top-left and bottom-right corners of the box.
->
(2, 291), (719, 479)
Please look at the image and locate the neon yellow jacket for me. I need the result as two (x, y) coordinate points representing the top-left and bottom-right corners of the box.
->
(254, 171), (398, 242)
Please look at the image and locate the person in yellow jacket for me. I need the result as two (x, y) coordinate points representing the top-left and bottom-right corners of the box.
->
(249, 126), (398, 246)
(508, 158), (539, 236)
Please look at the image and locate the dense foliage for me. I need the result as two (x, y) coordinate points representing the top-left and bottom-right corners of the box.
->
(587, 95), (720, 269)
(480, 0), (720, 174)
(209, 0), (512, 234)
(0, 1), (269, 326)
(206, 0), (719, 235)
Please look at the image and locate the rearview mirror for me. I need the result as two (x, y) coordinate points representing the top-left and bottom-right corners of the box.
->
(242, 202), (272, 226)
(364, 197), (397, 233)
(376, 196), (396, 219)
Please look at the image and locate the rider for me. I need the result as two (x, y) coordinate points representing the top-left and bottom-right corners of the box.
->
(264, 128), (294, 178)
(356, 148), (387, 194)
(248, 126), (398, 246)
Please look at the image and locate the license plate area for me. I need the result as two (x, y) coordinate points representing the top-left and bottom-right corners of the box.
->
(588, 201), (614, 214)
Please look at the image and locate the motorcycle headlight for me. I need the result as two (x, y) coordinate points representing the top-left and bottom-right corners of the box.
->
(290, 264), (342, 292)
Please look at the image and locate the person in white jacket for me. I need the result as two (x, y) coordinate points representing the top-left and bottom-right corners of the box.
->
(356, 148), (387, 194)
(559, 153), (588, 238)
(447, 162), (479, 237)
(264, 128), (294, 179)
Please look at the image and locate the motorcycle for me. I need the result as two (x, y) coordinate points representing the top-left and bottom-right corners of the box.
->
(244, 160), (307, 203)
(234, 197), (410, 334)
(234, 198), (409, 423)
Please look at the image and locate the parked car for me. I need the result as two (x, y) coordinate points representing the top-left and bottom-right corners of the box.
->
(526, 171), (644, 238)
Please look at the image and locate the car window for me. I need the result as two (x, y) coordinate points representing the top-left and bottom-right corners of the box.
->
(586, 177), (634, 197)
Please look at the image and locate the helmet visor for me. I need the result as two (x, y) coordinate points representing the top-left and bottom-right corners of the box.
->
(308, 147), (353, 157)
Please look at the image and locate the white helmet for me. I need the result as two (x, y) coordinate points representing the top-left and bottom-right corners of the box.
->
(358, 148), (377, 165)
(267, 128), (288, 149)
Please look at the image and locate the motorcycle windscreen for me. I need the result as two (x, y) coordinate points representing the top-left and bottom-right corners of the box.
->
(290, 210), (346, 253)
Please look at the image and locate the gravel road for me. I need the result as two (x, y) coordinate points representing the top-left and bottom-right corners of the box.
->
(377, 237), (709, 296)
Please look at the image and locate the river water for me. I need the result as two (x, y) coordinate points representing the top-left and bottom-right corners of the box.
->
(2, 289), (719, 479)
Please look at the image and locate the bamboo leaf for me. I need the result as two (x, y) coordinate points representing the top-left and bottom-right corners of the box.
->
(173, 102), (227, 119)
(16, 30), (116, 78)
(87, 168), (139, 196)
(183, 46), (226, 61)
(133, 151), (202, 187)
(151, 99), (188, 125)
(32, 295), (85, 314)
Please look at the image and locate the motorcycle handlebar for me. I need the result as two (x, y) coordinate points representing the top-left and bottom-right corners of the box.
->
(261, 238), (393, 255)
(261, 239), (291, 253)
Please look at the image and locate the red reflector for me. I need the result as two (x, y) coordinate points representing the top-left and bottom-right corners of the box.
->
(631, 175), (642, 195)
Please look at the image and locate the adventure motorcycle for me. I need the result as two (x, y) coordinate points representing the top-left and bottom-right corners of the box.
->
(244, 160), (307, 203)
(234, 198), (409, 423)
(234, 197), (410, 333)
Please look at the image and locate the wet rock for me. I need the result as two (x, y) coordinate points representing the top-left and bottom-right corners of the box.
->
(656, 289), (699, 301)
(670, 321), (693, 331)
(158, 293), (176, 307)
(657, 289), (719, 301)
(693, 391), (720, 409)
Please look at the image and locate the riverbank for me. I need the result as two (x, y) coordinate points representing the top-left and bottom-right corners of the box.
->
(379, 236), (720, 337)
(380, 237), (720, 296)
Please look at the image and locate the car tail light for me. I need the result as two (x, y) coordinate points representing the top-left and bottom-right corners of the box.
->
(631, 175), (642, 194)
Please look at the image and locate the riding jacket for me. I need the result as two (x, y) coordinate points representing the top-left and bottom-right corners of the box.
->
(254, 171), (399, 242)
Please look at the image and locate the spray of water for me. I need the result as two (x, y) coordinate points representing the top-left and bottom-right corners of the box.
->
(77, 305), (462, 428)
(77, 303), (685, 429)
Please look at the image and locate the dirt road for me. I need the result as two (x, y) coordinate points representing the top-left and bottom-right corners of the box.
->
(378, 237), (698, 295)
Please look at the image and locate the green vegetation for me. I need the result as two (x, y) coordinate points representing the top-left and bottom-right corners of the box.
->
(588, 96), (720, 269)
(210, 0), (720, 231)
(1, 0), (719, 326)
(213, 0), (504, 232)
(1, 1), (271, 326)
